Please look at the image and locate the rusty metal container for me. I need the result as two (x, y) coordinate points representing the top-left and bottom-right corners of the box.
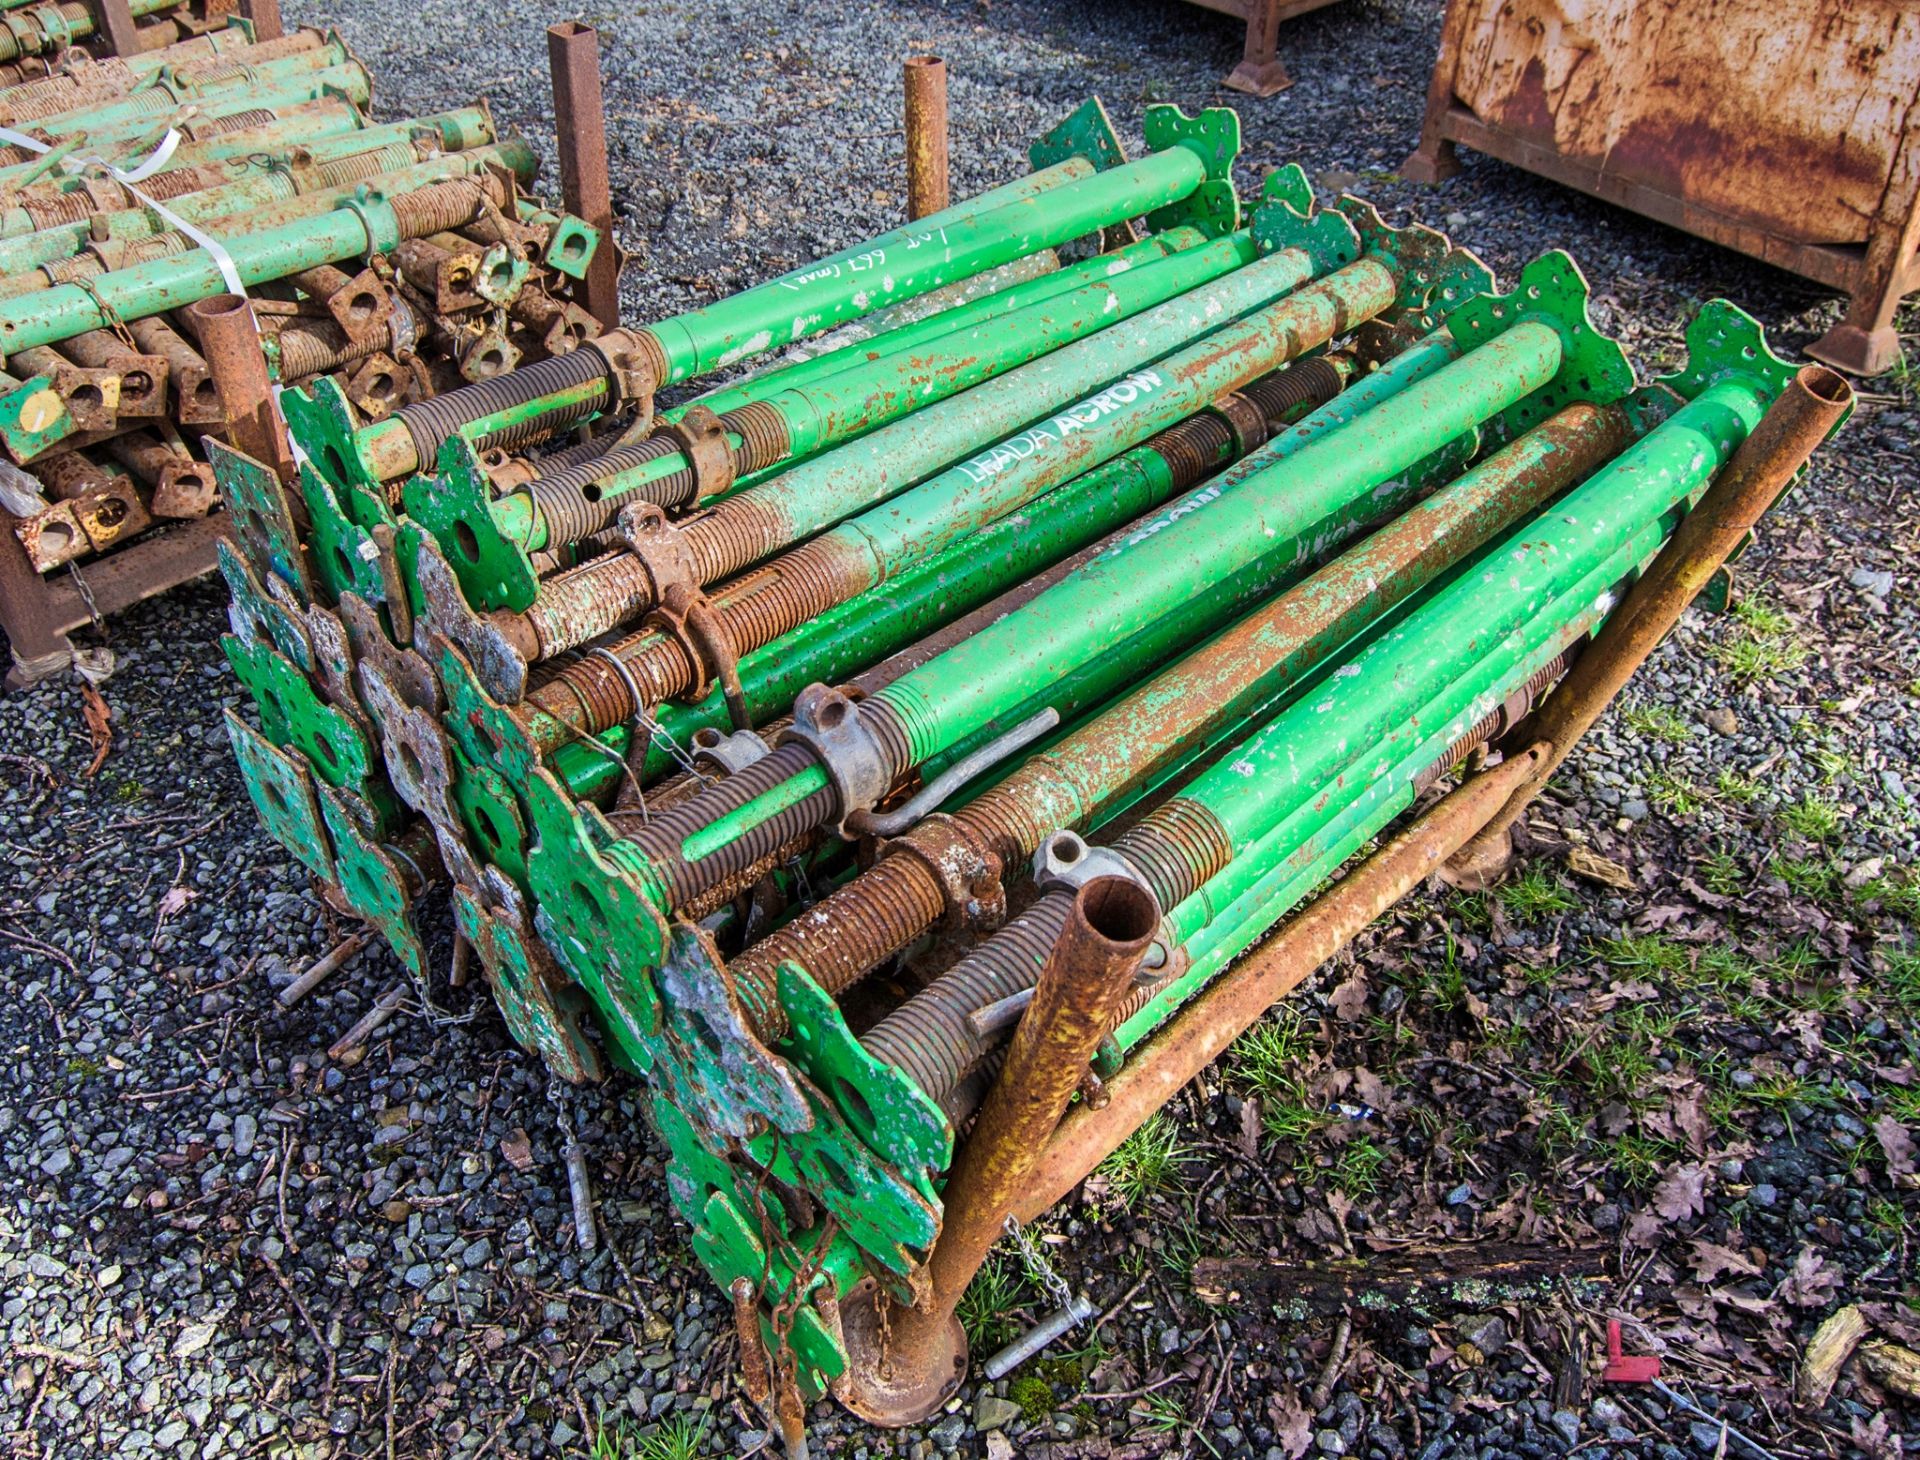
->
(1402, 0), (1920, 375)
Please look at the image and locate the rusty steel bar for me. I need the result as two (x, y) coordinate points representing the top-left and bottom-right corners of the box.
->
(1008, 746), (1548, 1224)
(240, 0), (283, 41)
(903, 55), (949, 221)
(546, 21), (620, 332)
(90, 0), (141, 57)
(1445, 364), (1853, 884)
(839, 875), (1157, 1426)
(189, 293), (295, 483)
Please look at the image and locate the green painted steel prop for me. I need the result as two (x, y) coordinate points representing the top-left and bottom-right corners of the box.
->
(283, 106), (1243, 514)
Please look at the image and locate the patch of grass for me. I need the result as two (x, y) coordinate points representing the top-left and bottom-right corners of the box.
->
(1617, 1002), (1686, 1044)
(1578, 1030), (1657, 1104)
(1771, 855), (1843, 903)
(1869, 1198), (1910, 1237)
(1733, 595), (1793, 637)
(1498, 866), (1577, 923)
(956, 1253), (1028, 1353)
(1609, 1132), (1682, 1191)
(1328, 1137), (1389, 1197)
(1159, 1218), (1207, 1286)
(1450, 891), (1492, 931)
(1695, 945), (1759, 992)
(1856, 873), (1920, 921)
(1780, 794), (1843, 843)
(1883, 1084), (1920, 1127)
(1097, 1113), (1186, 1207)
(590, 1415), (710, 1460)
(1648, 771), (1707, 818)
(1699, 848), (1745, 898)
(1879, 950), (1920, 1013)
(1809, 747), (1852, 787)
(1261, 1081), (1325, 1145)
(1713, 769), (1765, 807)
(1229, 1012), (1311, 1101)
(1714, 635), (1812, 684)
(1431, 927), (1471, 1013)
(1134, 1393), (1189, 1434)
(1622, 704), (1691, 744)
(1536, 1099), (1586, 1160)
(1596, 933), (1690, 977)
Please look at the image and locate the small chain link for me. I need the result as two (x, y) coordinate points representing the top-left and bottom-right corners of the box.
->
(1004, 1214), (1075, 1313)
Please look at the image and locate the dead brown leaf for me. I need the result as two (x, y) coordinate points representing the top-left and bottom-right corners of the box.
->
(80, 685), (112, 777)
(1874, 1114), (1916, 1180)
(1849, 1412), (1900, 1460)
(1328, 968), (1369, 1021)
(1237, 1099), (1260, 1160)
(1780, 1245), (1842, 1308)
(1652, 1164), (1709, 1222)
(1689, 1239), (1762, 1284)
(1266, 1391), (1313, 1459)
(1623, 1209), (1665, 1248)
(500, 1129), (534, 1173)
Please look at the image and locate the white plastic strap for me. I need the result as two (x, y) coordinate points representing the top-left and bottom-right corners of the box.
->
(0, 121), (314, 464)
(0, 123), (247, 297)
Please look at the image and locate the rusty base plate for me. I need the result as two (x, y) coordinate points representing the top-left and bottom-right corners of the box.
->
(832, 1278), (967, 1429)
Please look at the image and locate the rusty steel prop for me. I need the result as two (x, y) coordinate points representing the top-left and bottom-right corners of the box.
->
(191, 294), (296, 484)
(1445, 364), (1854, 885)
(839, 875), (1157, 1425)
(547, 21), (621, 332)
(903, 55), (949, 221)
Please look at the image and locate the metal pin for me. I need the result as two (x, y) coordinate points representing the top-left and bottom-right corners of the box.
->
(278, 931), (370, 1007)
(983, 1294), (1096, 1380)
(564, 1142), (597, 1251)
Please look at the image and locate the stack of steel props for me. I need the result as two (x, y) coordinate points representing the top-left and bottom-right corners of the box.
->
(0, 20), (609, 684)
(0, 0), (238, 78)
(209, 88), (1847, 1438)
(213, 95), (1258, 971)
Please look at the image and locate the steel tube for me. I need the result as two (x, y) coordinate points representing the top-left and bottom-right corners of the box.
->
(903, 55), (949, 221)
(189, 293), (294, 483)
(839, 876), (1156, 1426)
(0, 171), (514, 351)
(636, 356), (1343, 778)
(520, 243), (1337, 753)
(547, 22), (620, 331)
(1447, 363), (1852, 880)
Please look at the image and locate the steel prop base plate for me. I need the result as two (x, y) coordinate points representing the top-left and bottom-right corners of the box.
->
(832, 1278), (967, 1429)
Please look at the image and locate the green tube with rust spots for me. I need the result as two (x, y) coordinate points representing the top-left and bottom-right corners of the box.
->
(0, 108), (501, 262)
(0, 62), (373, 159)
(1152, 373), (1766, 866)
(333, 150), (1131, 485)
(0, 161), (521, 352)
(7, 39), (354, 140)
(635, 350), (1344, 780)
(515, 238), (1368, 770)
(1118, 551), (1640, 1054)
(639, 132), (1222, 386)
(485, 227), (1260, 559)
(0, 97), (370, 190)
(867, 320), (1564, 773)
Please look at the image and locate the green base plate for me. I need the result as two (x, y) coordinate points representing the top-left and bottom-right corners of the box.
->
(224, 709), (336, 884)
(1443, 250), (1636, 447)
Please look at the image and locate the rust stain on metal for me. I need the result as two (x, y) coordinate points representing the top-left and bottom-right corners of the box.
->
(1449, 0), (1916, 246)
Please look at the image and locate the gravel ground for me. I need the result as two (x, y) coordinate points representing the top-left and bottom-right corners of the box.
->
(3, 1), (1917, 1457)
